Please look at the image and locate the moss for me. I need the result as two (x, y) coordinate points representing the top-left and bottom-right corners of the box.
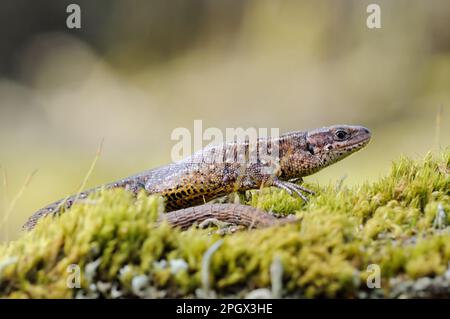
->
(0, 150), (449, 298)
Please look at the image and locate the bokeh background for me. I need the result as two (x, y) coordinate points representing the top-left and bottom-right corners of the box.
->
(0, 0), (449, 242)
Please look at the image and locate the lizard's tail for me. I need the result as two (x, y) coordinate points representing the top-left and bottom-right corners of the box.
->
(22, 191), (91, 231)
(23, 178), (147, 231)
(158, 203), (301, 230)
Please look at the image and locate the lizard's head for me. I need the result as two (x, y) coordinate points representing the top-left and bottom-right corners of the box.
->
(305, 124), (371, 167)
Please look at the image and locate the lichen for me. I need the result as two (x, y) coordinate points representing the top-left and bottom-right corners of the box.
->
(0, 150), (449, 298)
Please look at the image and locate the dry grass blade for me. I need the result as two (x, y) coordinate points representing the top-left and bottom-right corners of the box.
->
(434, 104), (443, 151)
(54, 138), (105, 214)
(0, 169), (38, 229)
(73, 138), (104, 203)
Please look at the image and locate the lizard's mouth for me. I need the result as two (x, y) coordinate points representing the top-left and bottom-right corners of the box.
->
(331, 129), (371, 156)
(346, 132), (371, 148)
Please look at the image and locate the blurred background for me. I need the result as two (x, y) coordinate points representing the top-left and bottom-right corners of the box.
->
(0, 0), (449, 242)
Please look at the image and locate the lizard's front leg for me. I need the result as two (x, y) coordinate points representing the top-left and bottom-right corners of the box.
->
(270, 179), (315, 202)
(251, 162), (315, 202)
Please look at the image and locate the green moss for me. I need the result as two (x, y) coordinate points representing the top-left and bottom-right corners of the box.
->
(0, 150), (449, 298)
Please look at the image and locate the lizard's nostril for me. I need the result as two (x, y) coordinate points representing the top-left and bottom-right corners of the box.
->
(362, 128), (371, 135)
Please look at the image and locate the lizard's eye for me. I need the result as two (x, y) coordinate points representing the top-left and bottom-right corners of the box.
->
(335, 130), (348, 140)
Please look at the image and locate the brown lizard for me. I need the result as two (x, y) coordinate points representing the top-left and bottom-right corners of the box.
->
(23, 125), (371, 230)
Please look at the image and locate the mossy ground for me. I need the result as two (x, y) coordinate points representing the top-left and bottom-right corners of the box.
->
(0, 150), (449, 298)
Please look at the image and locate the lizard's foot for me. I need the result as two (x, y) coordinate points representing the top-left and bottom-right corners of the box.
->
(216, 225), (246, 235)
(198, 218), (232, 229)
(198, 218), (245, 235)
(272, 180), (315, 202)
(286, 181), (315, 195)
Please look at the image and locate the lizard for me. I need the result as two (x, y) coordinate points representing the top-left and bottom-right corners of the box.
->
(23, 124), (371, 230)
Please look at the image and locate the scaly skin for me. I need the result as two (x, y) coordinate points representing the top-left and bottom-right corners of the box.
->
(23, 125), (371, 230)
(158, 204), (298, 230)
